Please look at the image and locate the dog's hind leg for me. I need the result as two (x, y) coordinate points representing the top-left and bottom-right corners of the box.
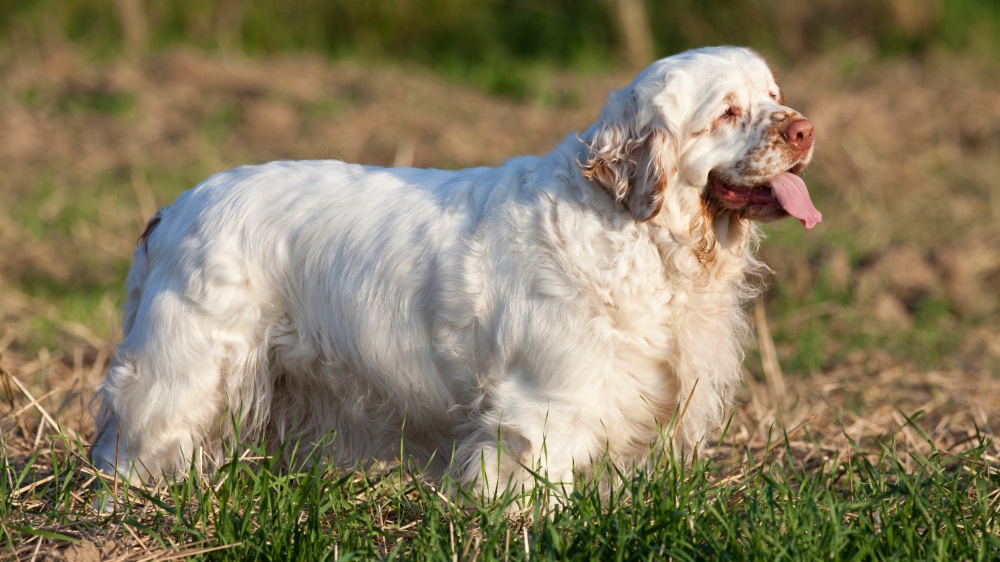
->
(91, 227), (268, 508)
(92, 287), (244, 480)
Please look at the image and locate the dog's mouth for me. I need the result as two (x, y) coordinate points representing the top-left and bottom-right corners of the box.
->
(706, 166), (821, 229)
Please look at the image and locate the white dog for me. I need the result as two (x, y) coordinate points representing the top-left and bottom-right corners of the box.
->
(92, 46), (819, 500)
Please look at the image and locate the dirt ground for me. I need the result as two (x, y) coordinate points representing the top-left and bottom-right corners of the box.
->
(2, 44), (1000, 557)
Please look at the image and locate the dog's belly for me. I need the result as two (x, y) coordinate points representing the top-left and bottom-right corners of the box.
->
(265, 314), (464, 465)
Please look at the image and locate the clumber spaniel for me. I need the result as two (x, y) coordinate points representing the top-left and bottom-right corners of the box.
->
(92, 46), (819, 501)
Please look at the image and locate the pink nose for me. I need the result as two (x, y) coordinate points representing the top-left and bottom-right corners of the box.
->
(783, 119), (814, 151)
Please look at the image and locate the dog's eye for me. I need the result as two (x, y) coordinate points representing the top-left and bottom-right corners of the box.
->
(711, 106), (739, 129)
(711, 104), (742, 129)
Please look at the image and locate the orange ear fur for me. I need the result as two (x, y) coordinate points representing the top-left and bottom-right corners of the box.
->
(579, 93), (675, 222)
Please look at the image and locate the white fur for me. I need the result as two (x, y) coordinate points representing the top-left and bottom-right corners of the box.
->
(92, 46), (813, 499)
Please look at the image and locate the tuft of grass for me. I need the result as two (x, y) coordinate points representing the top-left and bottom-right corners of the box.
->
(57, 89), (135, 117)
(3, 421), (999, 560)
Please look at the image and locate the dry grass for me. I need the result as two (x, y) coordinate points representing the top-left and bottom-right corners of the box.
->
(2, 43), (1000, 558)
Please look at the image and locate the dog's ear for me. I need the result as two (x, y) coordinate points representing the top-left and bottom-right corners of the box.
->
(580, 91), (677, 222)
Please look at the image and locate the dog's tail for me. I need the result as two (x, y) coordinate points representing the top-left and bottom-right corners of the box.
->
(121, 206), (170, 337)
(138, 207), (165, 249)
(89, 206), (171, 484)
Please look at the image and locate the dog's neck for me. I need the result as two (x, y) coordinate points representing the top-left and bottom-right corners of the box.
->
(555, 134), (760, 289)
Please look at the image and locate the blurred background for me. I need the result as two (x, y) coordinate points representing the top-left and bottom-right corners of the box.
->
(1, 0), (999, 457)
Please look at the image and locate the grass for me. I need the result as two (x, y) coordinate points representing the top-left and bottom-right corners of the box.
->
(3, 1), (1000, 99)
(1, 8), (1000, 558)
(3, 417), (999, 560)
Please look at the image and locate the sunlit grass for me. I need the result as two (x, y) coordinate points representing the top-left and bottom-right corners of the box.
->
(3, 422), (998, 560)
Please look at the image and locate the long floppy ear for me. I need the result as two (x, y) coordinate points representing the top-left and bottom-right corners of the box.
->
(580, 91), (676, 222)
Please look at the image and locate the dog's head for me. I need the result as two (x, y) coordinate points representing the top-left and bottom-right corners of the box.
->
(580, 46), (820, 230)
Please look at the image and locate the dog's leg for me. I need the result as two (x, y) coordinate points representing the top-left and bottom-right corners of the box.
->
(91, 285), (245, 490)
(459, 408), (587, 512)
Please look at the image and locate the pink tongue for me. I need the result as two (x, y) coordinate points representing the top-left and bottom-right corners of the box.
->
(768, 172), (822, 229)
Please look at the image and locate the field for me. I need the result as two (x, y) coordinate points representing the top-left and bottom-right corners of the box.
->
(3, 13), (1000, 560)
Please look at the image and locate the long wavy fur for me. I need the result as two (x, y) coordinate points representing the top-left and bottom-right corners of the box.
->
(91, 47), (811, 507)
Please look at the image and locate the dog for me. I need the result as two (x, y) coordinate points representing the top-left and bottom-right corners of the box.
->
(91, 46), (819, 503)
